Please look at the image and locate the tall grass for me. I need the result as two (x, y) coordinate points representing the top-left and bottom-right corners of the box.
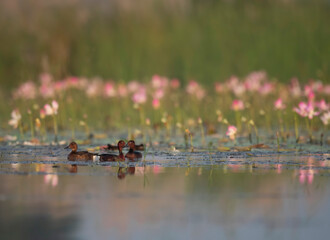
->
(0, 0), (329, 89)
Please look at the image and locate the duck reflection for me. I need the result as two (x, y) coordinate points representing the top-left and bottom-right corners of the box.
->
(117, 166), (136, 180)
(69, 164), (78, 173)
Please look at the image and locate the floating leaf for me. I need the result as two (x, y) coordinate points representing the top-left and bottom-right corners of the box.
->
(277, 148), (299, 152)
(232, 146), (252, 152)
(217, 147), (231, 152)
(94, 133), (107, 139)
(249, 143), (271, 149)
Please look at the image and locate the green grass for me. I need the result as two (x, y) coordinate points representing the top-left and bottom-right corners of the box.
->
(0, 0), (329, 89)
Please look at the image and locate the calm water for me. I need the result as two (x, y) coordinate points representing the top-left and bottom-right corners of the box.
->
(1, 143), (330, 240)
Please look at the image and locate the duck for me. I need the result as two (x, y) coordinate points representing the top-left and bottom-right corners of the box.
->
(100, 141), (144, 151)
(99, 140), (126, 162)
(100, 143), (120, 151)
(65, 142), (96, 161)
(125, 140), (143, 160)
(132, 142), (145, 151)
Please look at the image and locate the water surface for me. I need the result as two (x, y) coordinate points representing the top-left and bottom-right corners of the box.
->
(0, 142), (330, 240)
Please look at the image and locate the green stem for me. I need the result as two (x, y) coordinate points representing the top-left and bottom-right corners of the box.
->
(71, 121), (75, 140)
(42, 118), (47, 142)
(305, 118), (312, 142)
(309, 118), (313, 143)
(235, 111), (241, 132)
(29, 115), (34, 139)
(190, 134), (194, 152)
(277, 111), (284, 138)
(19, 120), (24, 141)
(200, 123), (205, 147)
(294, 114), (299, 143)
(254, 125), (259, 144)
(53, 114), (58, 143)
(276, 131), (280, 152)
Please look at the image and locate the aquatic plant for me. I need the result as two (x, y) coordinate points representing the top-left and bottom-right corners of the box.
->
(8, 109), (24, 139)
(44, 100), (59, 143)
(294, 101), (319, 142)
(231, 100), (244, 132)
(320, 111), (330, 125)
(1, 70), (329, 146)
(226, 125), (237, 141)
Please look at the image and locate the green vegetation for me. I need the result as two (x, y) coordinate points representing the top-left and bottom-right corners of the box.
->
(0, 0), (329, 89)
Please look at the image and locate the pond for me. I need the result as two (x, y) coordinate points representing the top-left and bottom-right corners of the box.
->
(0, 141), (330, 240)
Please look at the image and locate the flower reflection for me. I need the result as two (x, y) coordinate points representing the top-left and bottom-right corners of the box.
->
(298, 169), (316, 185)
(44, 174), (58, 187)
(276, 164), (282, 174)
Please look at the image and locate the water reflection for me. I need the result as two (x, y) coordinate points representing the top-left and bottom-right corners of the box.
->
(69, 164), (78, 173)
(1, 158), (330, 239)
(44, 174), (58, 187)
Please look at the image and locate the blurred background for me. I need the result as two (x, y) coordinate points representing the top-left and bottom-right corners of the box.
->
(0, 0), (329, 89)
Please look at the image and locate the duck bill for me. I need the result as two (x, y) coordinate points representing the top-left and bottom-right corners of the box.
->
(64, 145), (70, 149)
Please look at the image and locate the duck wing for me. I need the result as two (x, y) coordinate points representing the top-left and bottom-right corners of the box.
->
(107, 144), (119, 151)
(99, 153), (119, 162)
(135, 144), (145, 151)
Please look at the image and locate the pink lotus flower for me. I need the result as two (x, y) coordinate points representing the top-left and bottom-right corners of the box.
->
(40, 109), (46, 119)
(117, 84), (128, 97)
(39, 73), (53, 85)
(152, 98), (160, 109)
(316, 99), (329, 111)
(226, 125), (237, 140)
(258, 82), (273, 95)
(128, 81), (140, 93)
(244, 71), (266, 92)
(86, 79), (102, 97)
(274, 98), (286, 110)
(8, 109), (21, 129)
(132, 87), (147, 104)
(231, 99), (245, 111)
(233, 83), (246, 96)
(320, 111), (330, 125)
(104, 82), (116, 97)
(66, 76), (79, 87)
(226, 76), (246, 96)
(40, 84), (55, 98)
(153, 88), (164, 100)
(309, 80), (323, 92)
(170, 79), (180, 89)
(289, 77), (302, 97)
(13, 81), (37, 99)
(186, 80), (206, 100)
(304, 85), (314, 97)
(307, 91), (315, 103)
(151, 75), (168, 89)
(44, 100), (59, 116)
(186, 80), (199, 94)
(214, 82), (224, 93)
(293, 102), (319, 119)
(54, 80), (67, 92)
(323, 85), (330, 95)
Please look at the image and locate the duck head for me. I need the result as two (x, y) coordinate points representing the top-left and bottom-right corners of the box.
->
(117, 140), (126, 151)
(126, 140), (136, 150)
(65, 142), (78, 152)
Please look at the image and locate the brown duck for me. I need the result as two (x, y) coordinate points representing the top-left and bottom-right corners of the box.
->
(125, 140), (143, 160)
(99, 140), (126, 162)
(65, 142), (96, 161)
(101, 141), (144, 151)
